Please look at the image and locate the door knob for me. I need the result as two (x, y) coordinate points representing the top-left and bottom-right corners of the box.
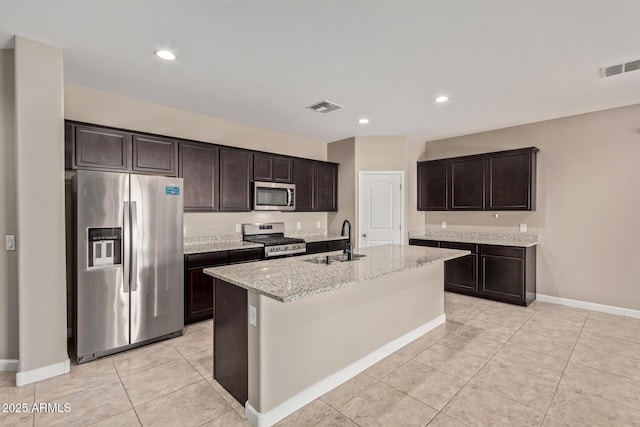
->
(362, 233), (367, 238)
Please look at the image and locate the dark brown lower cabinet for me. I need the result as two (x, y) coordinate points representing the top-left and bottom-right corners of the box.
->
(480, 245), (536, 306)
(305, 238), (348, 255)
(441, 242), (478, 295)
(408, 238), (536, 306)
(214, 279), (248, 405)
(184, 248), (262, 325)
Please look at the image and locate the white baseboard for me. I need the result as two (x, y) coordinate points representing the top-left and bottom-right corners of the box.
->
(16, 358), (70, 386)
(0, 359), (19, 372)
(537, 294), (640, 319)
(245, 314), (446, 427)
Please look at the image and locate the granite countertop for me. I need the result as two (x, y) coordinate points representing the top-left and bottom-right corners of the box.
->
(204, 244), (468, 303)
(184, 233), (347, 254)
(300, 234), (348, 243)
(410, 230), (539, 247)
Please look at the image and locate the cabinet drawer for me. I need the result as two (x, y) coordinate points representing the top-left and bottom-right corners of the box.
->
(441, 241), (478, 253)
(306, 241), (330, 254)
(409, 239), (440, 248)
(480, 245), (524, 258)
(185, 252), (228, 268)
(228, 248), (263, 264)
(328, 239), (348, 252)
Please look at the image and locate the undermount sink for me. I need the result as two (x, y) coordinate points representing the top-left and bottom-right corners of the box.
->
(304, 253), (366, 264)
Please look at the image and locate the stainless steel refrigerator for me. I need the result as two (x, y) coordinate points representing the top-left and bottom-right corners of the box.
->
(72, 170), (184, 363)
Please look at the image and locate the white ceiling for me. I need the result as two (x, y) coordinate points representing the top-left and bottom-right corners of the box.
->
(1, 0), (639, 142)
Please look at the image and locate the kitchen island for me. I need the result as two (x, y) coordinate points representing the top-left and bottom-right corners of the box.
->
(204, 244), (468, 427)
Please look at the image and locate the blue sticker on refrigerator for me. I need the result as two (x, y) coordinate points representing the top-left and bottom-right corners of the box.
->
(165, 186), (180, 195)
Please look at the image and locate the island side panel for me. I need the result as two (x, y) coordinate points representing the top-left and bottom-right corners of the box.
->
(250, 263), (444, 414)
(214, 278), (248, 405)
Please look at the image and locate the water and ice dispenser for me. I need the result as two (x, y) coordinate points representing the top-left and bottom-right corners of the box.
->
(87, 227), (122, 268)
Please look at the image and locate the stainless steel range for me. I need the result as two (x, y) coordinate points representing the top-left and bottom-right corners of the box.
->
(243, 222), (306, 257)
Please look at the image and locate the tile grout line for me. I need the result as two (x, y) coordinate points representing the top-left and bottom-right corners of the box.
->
(112, 360), (145, 427)
(537, 308), (589, 426)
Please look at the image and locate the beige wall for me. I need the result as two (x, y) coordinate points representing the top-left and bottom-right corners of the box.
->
(0, 49), (18, 361)
(327, 138), (355, 234)
(14, 37), (68, 375)
(328, 136), (425, 246)
(64, 85), (329, 236)
(423, 104), (640, 311)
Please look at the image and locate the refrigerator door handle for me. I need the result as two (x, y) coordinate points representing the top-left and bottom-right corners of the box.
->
(131, 201), (138, 292)
(123, 201), (130, 293)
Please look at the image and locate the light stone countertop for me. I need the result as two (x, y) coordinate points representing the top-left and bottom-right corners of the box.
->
(183, 241), (263, 255)
(410, 230), (539, 247)
(183, 233), (347, 254)
(204, 244), (468, 303)
(300, 234), (348, 243)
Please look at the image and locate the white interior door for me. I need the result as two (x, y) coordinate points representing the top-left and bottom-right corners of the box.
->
(358, 172), (404, 248)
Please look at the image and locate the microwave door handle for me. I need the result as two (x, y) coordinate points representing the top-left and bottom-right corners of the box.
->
(287, 188), (293, 207)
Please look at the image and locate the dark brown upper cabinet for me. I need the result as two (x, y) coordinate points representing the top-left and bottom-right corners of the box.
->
(293, 159), (316, 211)
(417, 160), (447, 210)
(131, 134), (178, 176)
(219, 148), (252, 212)
(179, 142), (218, 211)
(417, 147), (538, 211)
(486, 148), (538, 210)
(316, 162), (338, 212)
(253, 153), (292, 183)
(72, 125), (131, 171)
(449, 157), (485, 210)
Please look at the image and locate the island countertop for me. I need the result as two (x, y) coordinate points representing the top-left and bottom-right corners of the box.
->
(204, 244), (468, 303)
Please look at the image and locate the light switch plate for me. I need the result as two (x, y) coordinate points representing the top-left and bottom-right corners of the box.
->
(519, 224), (527, 232)
(441, 221), (447, 229)
(235, 224), (241, 233)
(5, 235), (15, 251)
(249, 305), (257, 327)
(296, 222), (301, 230)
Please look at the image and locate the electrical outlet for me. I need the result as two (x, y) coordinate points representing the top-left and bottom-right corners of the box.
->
(519, 224), (527, 232)
(316, 221), (321, 229)
(249, 305), (257, 327)
(296, 222), (301, 230)
(5, 235), (15, 251)
(441, 221), (447, 229)
(235, 224), (241, 233)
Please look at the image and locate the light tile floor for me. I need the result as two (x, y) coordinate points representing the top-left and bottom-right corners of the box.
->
(2, 293), (640, 426)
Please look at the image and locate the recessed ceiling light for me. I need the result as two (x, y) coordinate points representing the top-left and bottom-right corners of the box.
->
(435, 96), (449, 103)
(358, 118), (370, 124)
(155, 50), (176, 61)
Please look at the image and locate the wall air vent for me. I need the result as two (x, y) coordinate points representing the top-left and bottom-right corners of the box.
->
(306, 100), (343, 113)
(601, 59), (640, 78)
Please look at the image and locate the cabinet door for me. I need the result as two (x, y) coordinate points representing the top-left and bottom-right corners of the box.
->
(253, 153), (273, 181)
(273, 156), (293, 183)
(219, 148), (252, 212)
(293, 159), (316, 211)
(449, 157), (484, 210)
(179, 142), (218, 211)
(486, 149), (535, 210)
(132, 134), (178, 176)
(316, 162), (338, 212)
(74, 125), (130, 171)
(417, 161), (447, 210)
(441, 242), (478, 294)
(328, 239), (348, 252)
(481, 254), (525, 304)
(185, 268), (215, 324)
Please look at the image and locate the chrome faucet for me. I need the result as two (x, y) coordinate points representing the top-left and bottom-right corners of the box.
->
(341, 219), (353, 261)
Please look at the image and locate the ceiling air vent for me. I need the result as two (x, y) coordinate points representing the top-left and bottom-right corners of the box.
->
(306, 100), (343, 113)
(601, 59), (640, 78)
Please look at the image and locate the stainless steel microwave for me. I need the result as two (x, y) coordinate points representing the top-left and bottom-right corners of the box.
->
(253, 181), (295, 211)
